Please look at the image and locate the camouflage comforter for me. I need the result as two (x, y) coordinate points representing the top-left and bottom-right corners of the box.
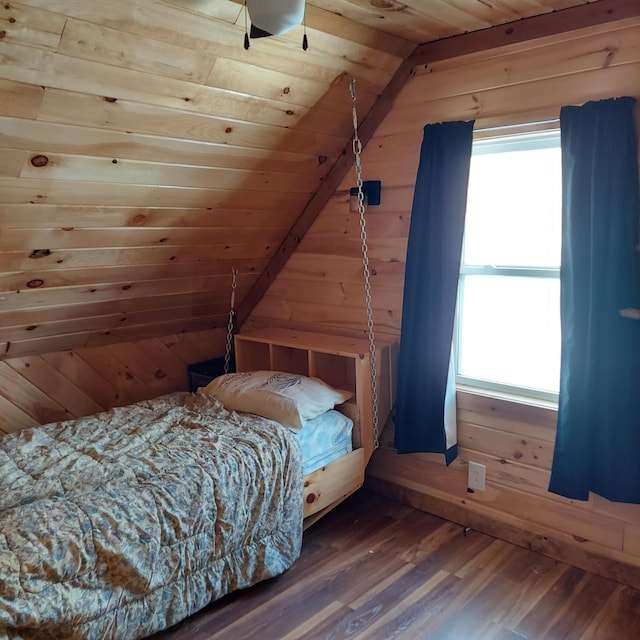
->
(0, 391), (303, 639)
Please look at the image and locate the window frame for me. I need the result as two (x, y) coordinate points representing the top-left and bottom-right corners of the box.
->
(454, 128), (562, 405)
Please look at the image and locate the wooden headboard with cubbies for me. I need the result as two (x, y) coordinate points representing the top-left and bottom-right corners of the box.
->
(234, 328), (396, 526)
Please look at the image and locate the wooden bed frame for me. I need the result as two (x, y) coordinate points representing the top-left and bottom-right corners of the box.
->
(234, 328), (397, 528)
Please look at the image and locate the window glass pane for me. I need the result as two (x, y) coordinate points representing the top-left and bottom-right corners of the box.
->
(458, 275), (560, 393)
(464, 136), (561, 268)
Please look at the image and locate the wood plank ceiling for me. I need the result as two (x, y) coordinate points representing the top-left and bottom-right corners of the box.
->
(0, 0), (595, 359)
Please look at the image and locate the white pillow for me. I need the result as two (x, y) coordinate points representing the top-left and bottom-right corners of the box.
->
(202, 370), (352, 430)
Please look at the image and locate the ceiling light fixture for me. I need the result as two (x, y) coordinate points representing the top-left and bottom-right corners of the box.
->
(243, 0), (308, 50)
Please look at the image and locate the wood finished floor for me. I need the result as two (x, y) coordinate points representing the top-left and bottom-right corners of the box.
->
(152, 489), (640, 640)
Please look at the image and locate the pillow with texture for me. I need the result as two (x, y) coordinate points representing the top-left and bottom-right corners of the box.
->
(202, 370), (352, 430)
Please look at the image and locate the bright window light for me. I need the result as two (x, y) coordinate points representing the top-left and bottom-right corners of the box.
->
(456, 131), (562, 399)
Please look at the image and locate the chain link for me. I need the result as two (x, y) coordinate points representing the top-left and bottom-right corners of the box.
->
(224, 268), (238, 375)
(350, 77), (380, 451)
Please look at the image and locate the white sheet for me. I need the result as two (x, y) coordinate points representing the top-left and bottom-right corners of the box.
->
(296, 409), (353, 475)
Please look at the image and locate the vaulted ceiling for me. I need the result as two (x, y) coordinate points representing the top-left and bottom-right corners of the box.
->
(0, 0), (626, 358)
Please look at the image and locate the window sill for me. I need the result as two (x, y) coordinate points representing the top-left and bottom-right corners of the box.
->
(456, 383), (559, 412)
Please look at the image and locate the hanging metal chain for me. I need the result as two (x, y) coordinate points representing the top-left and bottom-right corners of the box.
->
(224, 268), (238, 374)
(350, 77), (380, 451)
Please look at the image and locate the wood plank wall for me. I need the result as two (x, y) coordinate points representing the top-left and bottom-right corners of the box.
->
(0, 328), (227, 435)
(248, 16), (640, 576)
(0, 0), (408, 360)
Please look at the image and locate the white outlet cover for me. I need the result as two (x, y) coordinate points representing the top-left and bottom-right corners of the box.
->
(468, 461), (486, 491)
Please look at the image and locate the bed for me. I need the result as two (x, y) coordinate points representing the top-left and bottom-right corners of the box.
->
(0, 328), (395, 639)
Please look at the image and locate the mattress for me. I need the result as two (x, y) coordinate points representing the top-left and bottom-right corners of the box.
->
(296, 409), (353, 475)
(0, 391), (303, 640)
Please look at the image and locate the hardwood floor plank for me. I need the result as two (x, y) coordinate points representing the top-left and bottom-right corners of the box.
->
(492, 554), (568, 630)
(536, 573), (618, 639)
(305, 565), (457, 639)
(279, 602), (350, 640)
(349, 573), (462, 640)
(417, 546), (529, 639)
(579, 583), (640, 639)
(513, 566), (588, 638)
(483, 626), (529, 640)
(151, 489), (640, 640)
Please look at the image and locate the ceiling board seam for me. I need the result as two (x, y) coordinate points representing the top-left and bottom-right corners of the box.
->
(409, 0), (640, 66)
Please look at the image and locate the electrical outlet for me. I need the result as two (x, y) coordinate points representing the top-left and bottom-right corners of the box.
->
(467, 461), (486, 491)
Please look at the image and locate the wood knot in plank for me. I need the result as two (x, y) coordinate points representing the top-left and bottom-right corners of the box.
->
(370, 0), (405, 11)
(603, 46), (617, 68)
(29, 249), (51, 259)
(30, 154), (49, 167)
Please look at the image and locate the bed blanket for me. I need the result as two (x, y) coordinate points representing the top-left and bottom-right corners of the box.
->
(0, 392), (303, 639)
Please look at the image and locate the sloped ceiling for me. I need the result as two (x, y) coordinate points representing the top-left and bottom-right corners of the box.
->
(0, 0), (603, 358)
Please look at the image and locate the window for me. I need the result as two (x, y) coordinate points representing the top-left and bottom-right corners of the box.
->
(456, 130), (562, 401)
